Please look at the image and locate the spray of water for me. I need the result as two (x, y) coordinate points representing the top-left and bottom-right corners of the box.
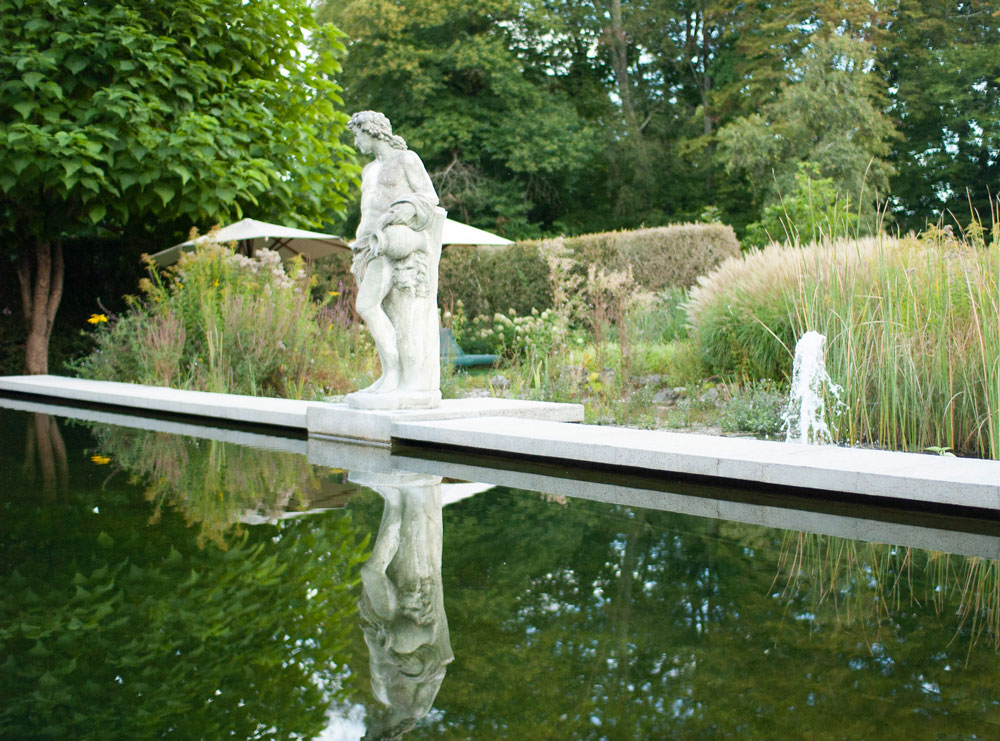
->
(782, 331), (843, 445)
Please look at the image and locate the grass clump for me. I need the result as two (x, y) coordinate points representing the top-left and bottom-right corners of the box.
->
(74, 231), (376, 399)
(687, 209), (1000, 457)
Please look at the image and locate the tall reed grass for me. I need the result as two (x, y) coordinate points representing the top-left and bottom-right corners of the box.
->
(687, 209), (1000, 458)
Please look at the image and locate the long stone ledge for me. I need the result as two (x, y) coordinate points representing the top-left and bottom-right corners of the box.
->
(0, 375), (312, 430)
(392, 416), (1000, 511)
(305, 436), (1000, 559)
(0, 375), (584, 444)
(5, 375), (999, 512)
(0, 395), (307, 456)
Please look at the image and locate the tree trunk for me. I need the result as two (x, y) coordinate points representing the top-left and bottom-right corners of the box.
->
(17, 236), (64, 375)
(26, 413), (68, 498)
(607, 0), (637, 132)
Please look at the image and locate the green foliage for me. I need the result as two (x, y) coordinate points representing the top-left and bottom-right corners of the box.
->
(687, 223), (1000, 457)
(744, 163), (861, 248)
(321, 0), (599, 238)
(73, 235), (376, 398)
(438, 243), (552, 318)
(718, 36), (897, 232)
(446, 304), (566, 362)
(0, 0), (355, 242)
(439, 224), (738, 317)
(0, 0), (358, 373)
(627, 287), (691, 345)
(882, 0), (1000, 233)
(719, 379), (787, 436)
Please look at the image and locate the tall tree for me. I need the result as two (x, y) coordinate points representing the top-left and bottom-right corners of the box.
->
(322, 0), (599, 237)
(717, 35), (898, 230)
(0, 0), (356, 373)
(881, 0), (1000, 231)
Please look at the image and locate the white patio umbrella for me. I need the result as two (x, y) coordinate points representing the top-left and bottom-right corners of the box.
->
(441, 219), (514, 247)
(150, 216), (512, 266)
(150, 218), (349, 266)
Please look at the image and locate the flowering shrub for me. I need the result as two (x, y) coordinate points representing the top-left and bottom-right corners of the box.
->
(74, 230), (375, 398)
(448, 302), (567, 361)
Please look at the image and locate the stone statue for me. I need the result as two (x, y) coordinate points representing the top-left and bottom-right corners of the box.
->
(352, 470), (453, 739)
(346, 111), (446, 410)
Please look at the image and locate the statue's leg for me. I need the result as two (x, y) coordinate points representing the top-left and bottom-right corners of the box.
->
(356, 257), (400, 393)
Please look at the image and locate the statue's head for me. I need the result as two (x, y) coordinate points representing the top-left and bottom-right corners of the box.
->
(349, 111), (407, 151)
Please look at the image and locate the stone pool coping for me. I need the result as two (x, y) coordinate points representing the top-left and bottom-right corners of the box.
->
(6, 391), (999, 560)
(2, 374), (998, 511)
(393, 417), (1000, 511)
(0, 375), (584, 442)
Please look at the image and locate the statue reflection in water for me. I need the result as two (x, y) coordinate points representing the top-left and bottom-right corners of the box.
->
(351, 470), (453, 739)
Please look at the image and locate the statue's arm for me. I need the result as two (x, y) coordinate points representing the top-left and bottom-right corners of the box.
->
(352, 162), (379, 249)
(401, 151), (438, 207)
(377, 152), (439, 230)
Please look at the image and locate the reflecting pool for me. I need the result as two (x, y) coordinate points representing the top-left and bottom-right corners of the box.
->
(2, 404), (1000, 739)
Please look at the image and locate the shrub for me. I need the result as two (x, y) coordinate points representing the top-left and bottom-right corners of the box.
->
(719, 379), (787, 436)
(435, 223), (739, 317)
(554, 222), (742, 292)
(744, 162), (861, 248)
(74, 233), (375, 399)
(438, 243), (551, 318)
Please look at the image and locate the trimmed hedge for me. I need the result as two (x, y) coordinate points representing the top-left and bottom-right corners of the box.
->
(439, 223), (740, 316)
(438, 243), (551, 317)
(546, 223), (740, 292)
(312, 223), (740, 318)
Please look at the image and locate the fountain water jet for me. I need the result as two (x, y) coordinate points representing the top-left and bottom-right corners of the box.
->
(783, 331), (843, 445)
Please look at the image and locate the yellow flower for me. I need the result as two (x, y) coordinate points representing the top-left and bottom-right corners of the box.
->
(87, 313), (108, 325)
(213, 279), (220, 287)
(327, 290), (340, 297)
(90, 454), (111, 465)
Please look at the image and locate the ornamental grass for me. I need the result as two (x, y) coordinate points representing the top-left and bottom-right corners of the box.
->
(687, 214), (1000, 458)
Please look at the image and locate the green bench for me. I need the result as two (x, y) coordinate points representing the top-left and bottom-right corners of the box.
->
(440, 328), (498, 368)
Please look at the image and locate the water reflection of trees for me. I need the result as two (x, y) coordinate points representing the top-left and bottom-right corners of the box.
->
(2, 415), (370, 739)
(6, 409), (1000, 737)
(89, 424), (359, 545)
(22, 412), (69, 497)
(389, 487), (1000, 739)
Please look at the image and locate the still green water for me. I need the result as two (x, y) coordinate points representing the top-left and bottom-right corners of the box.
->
(2, 406), (999, 740)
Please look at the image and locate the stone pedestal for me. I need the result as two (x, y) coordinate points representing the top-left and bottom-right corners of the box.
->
(307, 397), (584, 444)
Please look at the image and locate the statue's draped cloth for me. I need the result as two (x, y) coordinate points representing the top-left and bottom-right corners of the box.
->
(351, 193), (438, 298)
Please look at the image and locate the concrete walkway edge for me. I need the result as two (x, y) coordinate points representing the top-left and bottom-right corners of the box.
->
(3, 375), (998, 511)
